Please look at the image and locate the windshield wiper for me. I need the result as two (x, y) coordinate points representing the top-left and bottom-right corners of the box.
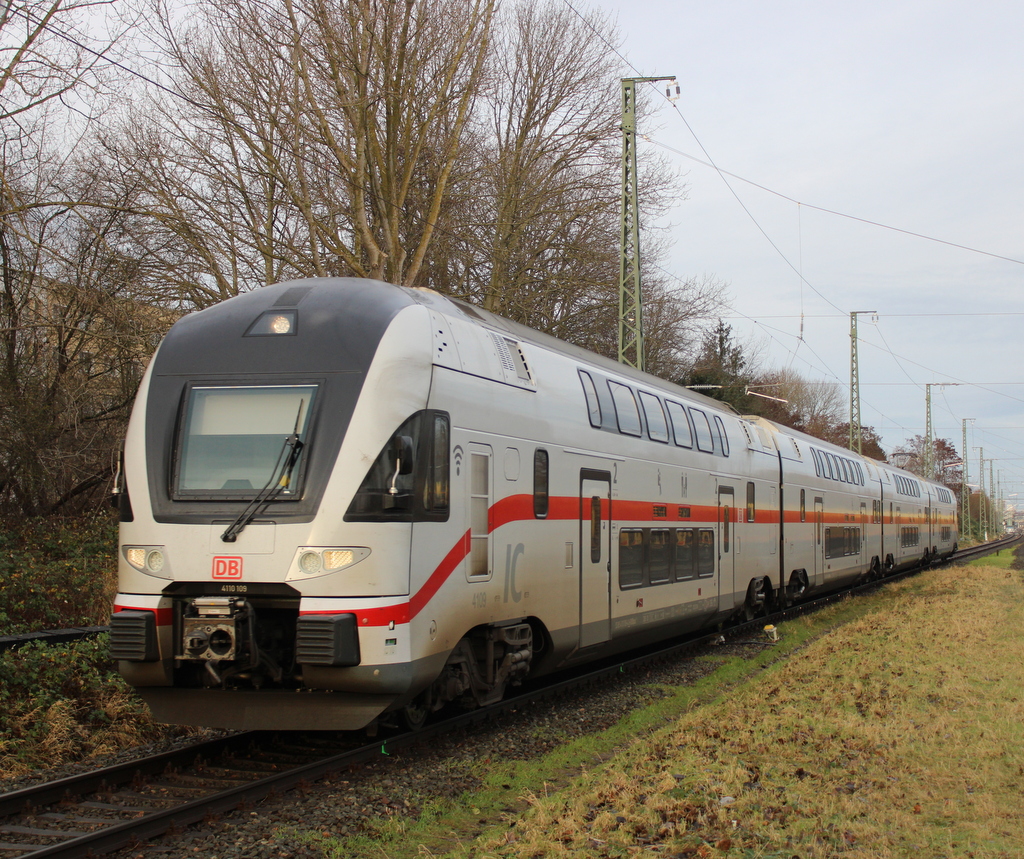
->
(221, 401), (306, 543)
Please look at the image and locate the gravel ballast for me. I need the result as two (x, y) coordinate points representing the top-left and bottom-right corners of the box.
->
(101, 650), (734, 858)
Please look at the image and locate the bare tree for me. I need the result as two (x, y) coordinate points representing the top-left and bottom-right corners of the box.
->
(109, 0), (495, 306)
(0, 0), (158, 517)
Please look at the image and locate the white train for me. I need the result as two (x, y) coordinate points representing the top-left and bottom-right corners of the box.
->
(110, 278), (958, 730)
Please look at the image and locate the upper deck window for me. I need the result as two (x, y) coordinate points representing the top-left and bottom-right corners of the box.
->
(174, 384), (317, 499)
(714, 416), (731, 456)
(666, 401), (693, 448)
(690, 408), (715, 453)
(639, 392), (669, 443)
(609, 381), (642, 437)
(579, 371), (602, 428)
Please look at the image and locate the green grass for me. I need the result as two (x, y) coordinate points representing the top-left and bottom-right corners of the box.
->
(301, 564), (1024, 858)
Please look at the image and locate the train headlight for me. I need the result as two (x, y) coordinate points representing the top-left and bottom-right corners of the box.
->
(288, 547), (370, 580)
(269, 314), (292, 334)
(122, 545), (172, 579)
(245, 310), (297, 337)
(299, 551), (323, 574)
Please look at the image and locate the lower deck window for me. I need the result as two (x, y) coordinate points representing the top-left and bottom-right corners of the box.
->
(619, 530), (645, 587)
(619, 526), (716, 588)
(824, 527), (861, 559)
(901, 526), (920, 548)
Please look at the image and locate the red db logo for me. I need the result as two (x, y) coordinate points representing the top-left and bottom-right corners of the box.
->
(212, 556), (243, 579)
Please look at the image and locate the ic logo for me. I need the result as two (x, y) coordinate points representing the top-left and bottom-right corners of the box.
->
(212, 556), (243, 579)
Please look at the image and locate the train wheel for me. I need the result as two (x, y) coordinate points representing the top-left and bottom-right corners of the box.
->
(400, 697), (430, 731)
(744, 577), (769, 621)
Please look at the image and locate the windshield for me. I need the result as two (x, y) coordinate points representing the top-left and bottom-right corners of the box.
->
(175, 384), (317, 499)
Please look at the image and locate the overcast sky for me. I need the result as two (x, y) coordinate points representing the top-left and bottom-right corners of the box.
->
(578, 0), (1024, 499)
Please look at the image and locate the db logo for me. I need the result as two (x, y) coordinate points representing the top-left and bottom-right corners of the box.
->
(212, 556), (243, 579)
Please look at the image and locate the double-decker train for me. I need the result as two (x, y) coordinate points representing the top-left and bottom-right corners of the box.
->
(110, 278), (957, 730)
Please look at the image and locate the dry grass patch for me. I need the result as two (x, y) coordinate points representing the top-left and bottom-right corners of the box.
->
(475, 565), (1024, 858)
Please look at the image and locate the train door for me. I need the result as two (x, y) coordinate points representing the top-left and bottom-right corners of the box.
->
(467, 443), (493, 581)
(579, 470), (611, 648)
(717, 486), (735, 612)
(813, 497), (824, 586)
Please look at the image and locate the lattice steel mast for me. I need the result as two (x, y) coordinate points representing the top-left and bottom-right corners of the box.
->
(619, 76), (676, 371)
(848, 311), (875, 452)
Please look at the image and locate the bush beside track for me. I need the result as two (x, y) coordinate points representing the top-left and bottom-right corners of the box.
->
(0, 513), (119, 636)
(0, 514), (182, 777)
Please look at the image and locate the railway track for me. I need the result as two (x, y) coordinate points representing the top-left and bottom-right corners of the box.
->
(0, 535), (1018, 858)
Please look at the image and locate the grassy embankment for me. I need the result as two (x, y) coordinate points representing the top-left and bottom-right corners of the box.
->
(307, 552), (1024, 859)
(0, 515), (177, 778)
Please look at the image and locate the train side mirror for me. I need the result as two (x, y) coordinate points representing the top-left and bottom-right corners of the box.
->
(393, 435), (415, 475)
(384, 435), (415, 509)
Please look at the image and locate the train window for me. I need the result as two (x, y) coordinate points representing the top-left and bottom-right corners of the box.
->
(639, 392), (670, 443)
(696, 529), (715, 577)
(746, 482), (756, 522)
(674, 529), (695, 580)
(840, 458), (851, 483)
(619, 529), (644, 588)
(826, 453), (838, 481)
(722, 505), (731, 552)
(666, 401), (693, 448)
(691, 409), (715, 453)
(714, 416), (730, 456)
(889, 502), (894, 524)
(346, 409), (450, 523)
(811, 449), (821, 478)
(533, 449), (549, 518)
(856, 463), (865, 485)
(825, 527), (856, 559)
(590, 496), (602, 563)
(649, 529), (671, 583)
(174, 383), (318, 499)
(469, 452), (490, 578)
(800, 489), (806, 522)
(579, 371), (602, 428)
(428, 414), (450, 511)
(609, 381), (642, 437)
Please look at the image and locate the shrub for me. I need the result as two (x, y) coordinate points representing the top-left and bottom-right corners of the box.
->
(0, 634), (174, 776)
(0, 513), (118, 635)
